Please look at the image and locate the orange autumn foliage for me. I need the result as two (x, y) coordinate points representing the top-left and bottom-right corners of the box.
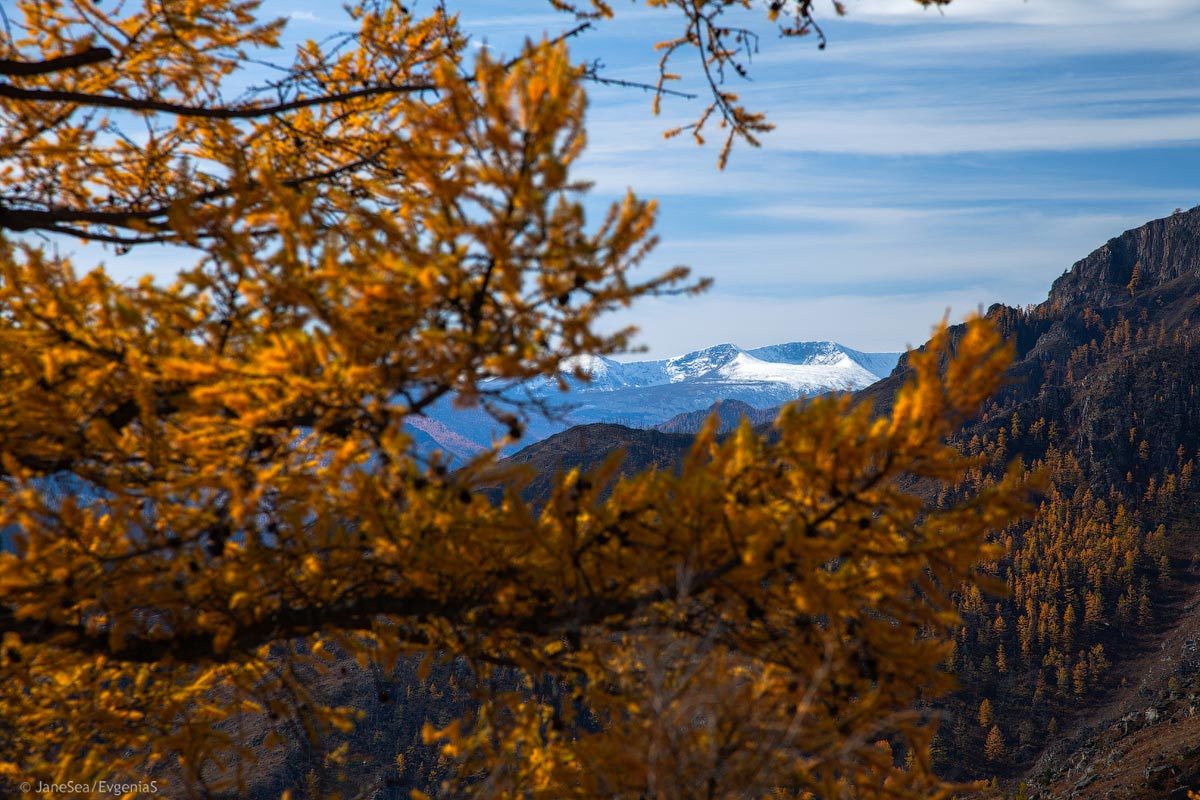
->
(0, 2), (1024, 798)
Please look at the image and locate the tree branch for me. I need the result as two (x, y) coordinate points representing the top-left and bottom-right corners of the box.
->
(0, 81), (437, 120)
(0, 47), (113, 77)
(0, 149), (384, 240)
(0, 557), (744, 665)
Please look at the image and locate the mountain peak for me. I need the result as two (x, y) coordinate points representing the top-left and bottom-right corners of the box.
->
(1045, 204), (1200, 311)
(428, 338), (902, 451)
(560, 354), (624, 384)
(663, 343), (747, 382)
(749, 340), (843, 363)
(749, 341), (900, 379)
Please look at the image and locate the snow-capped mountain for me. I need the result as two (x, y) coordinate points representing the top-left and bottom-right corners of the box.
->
(417, 341), (901, 456)
(747, 341), (901, 380)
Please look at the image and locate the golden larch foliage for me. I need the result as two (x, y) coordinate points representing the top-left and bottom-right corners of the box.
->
(0, 1), (1019, 798)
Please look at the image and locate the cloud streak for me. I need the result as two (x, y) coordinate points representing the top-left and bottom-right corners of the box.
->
(761, 110), (1200, 156)
(849, 0), (1199, 27)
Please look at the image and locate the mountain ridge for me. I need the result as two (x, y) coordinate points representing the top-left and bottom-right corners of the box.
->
(653, 399), (778, 435)
(418, 339), (901, 456)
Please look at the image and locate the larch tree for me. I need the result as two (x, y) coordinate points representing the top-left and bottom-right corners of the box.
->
(984, 725), (1006, 764)
(0, 1), (1030, 798)
(978, 698), (994, 728)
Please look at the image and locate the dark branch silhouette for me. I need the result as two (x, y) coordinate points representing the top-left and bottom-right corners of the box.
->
(0, 46), (113, 77)
(0, 80), (438, 120)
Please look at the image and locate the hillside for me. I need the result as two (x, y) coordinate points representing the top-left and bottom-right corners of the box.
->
(919, 205), (1200, 794)
(653, 399), (778, 434)
(489, 206), (1200, 795)
(499, 423), (695, 501)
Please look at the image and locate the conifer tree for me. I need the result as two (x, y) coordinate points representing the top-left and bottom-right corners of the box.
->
(1073, 660), (1089, 695)
(978, 698), (995, 727)
(984, 725), (1006, 763)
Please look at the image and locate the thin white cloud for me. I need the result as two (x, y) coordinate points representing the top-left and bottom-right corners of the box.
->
(727, 204), (989, 226)
(583, 105), (1200, 159)
(630, 207), (1171, 310)
(281, 8), (343, 27)
(818, 24), (1199, 65)
(848, 0), (1198, 27)
(764, 109), (1200, 156)
(459, 7), (662, 30)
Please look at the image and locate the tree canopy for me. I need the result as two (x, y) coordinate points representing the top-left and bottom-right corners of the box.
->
(0, 2), (1036, 798)
(0, 0), (953, 248)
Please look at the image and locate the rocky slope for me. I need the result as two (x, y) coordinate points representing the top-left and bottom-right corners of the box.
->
(1045, 206), (1200, 311)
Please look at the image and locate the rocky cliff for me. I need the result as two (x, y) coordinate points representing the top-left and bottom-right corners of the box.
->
(1046, 205), (1200, 311)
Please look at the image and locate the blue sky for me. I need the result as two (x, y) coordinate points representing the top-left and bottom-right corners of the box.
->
(79, 1), (1200, 357)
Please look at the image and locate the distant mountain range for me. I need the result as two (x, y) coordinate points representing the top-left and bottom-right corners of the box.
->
(414, 341), (900, 456)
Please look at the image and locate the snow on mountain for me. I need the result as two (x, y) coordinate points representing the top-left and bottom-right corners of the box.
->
(555, 354), (632, 390)
(748, 341), (900, 379)
(611, 358), (670, 388)
(422, 340), (902, 452)
(583, 341), (899, 389)
(711, 350), (878, 393)
(524, 354), (667, 392)
(662, 343), (745, 382)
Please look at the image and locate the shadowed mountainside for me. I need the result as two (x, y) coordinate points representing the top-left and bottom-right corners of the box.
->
(652, 398), (779, 434)
(500, 423), (695, 501)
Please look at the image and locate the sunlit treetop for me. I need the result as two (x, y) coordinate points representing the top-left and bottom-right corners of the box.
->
(0, 0), (466, 246)
(0, 0), (956, 251)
